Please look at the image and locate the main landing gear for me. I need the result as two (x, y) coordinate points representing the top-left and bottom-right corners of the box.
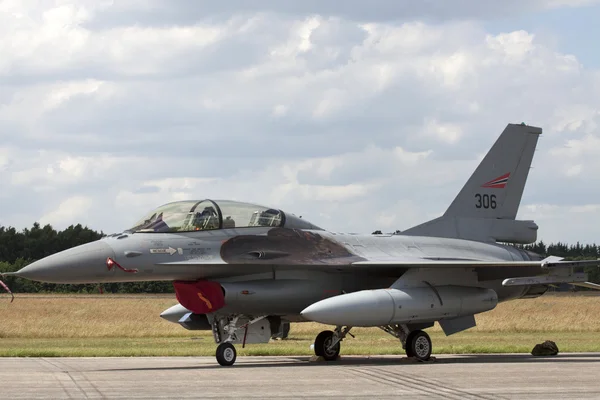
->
(380, 324), (432, 361)
(311, 325), (432, 362)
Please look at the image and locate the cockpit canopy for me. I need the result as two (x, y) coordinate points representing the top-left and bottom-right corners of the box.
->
(127, 200), (321, 233)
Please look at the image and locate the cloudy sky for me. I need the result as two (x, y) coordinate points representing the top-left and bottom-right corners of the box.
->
(1, 0), (599, 244)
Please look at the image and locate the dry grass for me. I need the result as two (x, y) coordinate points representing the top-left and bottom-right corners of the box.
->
(0, 293), (599, 356)
(470, 295), (600, 333)
(0, 295), (189, 339)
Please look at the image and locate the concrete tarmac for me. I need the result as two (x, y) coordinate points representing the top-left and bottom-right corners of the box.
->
(1, 354), (600, 399)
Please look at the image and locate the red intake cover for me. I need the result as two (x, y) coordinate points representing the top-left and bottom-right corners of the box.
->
(173, 280), (225, 314)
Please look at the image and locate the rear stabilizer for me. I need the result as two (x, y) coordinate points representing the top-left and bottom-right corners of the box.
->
(404, 123), (541, 244)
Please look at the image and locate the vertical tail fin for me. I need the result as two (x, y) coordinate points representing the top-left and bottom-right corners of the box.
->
(404, 123), (542, 243)
(444, 123), (541, 220)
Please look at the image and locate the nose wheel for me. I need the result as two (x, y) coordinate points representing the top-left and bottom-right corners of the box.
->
(216, 342), (237, 366)
(212, 314), (269, 367)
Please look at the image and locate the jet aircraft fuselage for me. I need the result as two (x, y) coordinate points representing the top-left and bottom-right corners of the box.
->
(15, 223), (545, 312)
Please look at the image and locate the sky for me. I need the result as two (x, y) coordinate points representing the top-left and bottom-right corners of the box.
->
(1, 0), (600, 244)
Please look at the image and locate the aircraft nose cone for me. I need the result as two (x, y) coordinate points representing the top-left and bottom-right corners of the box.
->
(15, 240), (116, 284)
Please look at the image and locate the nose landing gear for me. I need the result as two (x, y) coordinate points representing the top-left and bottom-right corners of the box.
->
(212, 315), (268, 366)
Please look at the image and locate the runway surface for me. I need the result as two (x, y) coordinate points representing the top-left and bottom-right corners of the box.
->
(2, 354), (600, 399)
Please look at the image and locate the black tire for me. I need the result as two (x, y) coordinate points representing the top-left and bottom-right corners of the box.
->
(407, 330), (432, 361)
(216, 342), (237, 366)
(405, 331), (416, 358)
(314, 330), (340, 361)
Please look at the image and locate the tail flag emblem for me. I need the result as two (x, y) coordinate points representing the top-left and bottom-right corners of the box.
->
(482, 173), (510, 189)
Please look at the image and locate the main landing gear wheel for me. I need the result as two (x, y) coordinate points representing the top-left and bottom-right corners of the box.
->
(314, 330), (340, 361)
(407, 330), (431, 361)
(216, 342), (237, 366)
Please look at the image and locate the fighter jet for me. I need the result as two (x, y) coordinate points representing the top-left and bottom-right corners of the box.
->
(4, 123), (600, 366)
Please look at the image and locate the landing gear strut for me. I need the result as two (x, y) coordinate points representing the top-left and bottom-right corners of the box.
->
(313, 326), (352, 361)
(380, 325), (432, 361)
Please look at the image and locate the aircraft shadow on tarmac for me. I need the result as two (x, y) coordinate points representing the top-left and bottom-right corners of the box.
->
(100, 353), (600, 372)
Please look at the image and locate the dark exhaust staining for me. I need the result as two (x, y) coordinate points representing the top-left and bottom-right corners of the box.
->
(220, 228), (366, 265)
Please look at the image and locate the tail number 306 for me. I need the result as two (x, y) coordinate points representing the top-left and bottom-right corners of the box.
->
(475, 194), (497, 209)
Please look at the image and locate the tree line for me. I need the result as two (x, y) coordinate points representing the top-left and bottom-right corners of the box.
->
(0, 223), (598, 294)
(0, 223), (173, 293)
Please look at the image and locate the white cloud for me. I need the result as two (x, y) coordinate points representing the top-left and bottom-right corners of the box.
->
(71, 0), (600, 26)
(549, 134), (600, 157)
(1, 1), (600, 245)
(393, 147), (433, 164)
(485, 30), (535, 61)
(10, 153), (120, 187)
(43, 80), (109, 110)
(546, 0), (600, 7)
(422, 119), (464, 144)
(39, 196), (93, 227)
(551, 105), (598, 133)
(0, 148), (11, 171)
(272, 104), (288, 117)
(570, 204), (600, 213)
(521, 203), (600, 243)
(522, 203), (561, 219)
(565, 164), (583, 177)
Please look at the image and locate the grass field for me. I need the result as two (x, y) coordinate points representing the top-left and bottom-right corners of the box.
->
(1, 294), (599, 357)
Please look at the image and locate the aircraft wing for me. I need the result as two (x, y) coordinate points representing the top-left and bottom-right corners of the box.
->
(571, 281), (600, 290)
(351, 257), (600, 270)
(157, 256), (600, 276)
